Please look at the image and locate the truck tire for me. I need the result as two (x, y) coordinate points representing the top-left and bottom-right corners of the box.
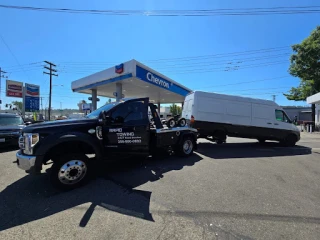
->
(50, 153), (91, 190)
(214, 130), (227, 143)
(177, 136), (194, 157)
(167, 118), (176, 128)
(216, 140), (224, 144)
(178, 118), (187, 127)
(280, 134), (297, 147)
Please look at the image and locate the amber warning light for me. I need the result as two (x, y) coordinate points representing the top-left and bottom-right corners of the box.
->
(190, 115), (195, 124)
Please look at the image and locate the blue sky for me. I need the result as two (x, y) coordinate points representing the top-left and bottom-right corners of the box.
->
(0, 0), (319, 110)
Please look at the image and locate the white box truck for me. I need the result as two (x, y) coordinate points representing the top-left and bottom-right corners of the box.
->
(182, 91), (300, 146)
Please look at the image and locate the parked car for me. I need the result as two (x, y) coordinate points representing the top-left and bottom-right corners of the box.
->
(0, 113), (25, 146)
(182, 91), (300, 146)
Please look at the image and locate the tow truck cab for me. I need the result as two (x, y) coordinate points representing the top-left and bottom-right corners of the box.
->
(16, 97), (198, 189)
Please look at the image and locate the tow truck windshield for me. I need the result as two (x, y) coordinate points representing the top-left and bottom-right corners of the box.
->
(85, 102), (120, 119)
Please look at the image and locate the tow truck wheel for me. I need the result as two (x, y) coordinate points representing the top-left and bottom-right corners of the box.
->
(177, 137), (194, 157)
(50, 153), (91, 190)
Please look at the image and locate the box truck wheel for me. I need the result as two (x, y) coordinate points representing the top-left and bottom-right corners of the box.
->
(281, 134), (297, 147)
(214, 130), (226, 144)
(216, 140), (224, 144)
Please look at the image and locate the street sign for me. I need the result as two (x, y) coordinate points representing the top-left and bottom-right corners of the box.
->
(82, 103), (92, 110)
(25, 83), (40, 112)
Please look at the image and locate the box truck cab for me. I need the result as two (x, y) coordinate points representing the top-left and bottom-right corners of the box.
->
(182, 91), (300, 146)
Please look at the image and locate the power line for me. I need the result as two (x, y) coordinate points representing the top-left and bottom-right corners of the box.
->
(59, 60), (288, 75)
(8, 55), (288, 74)
(0, 34), (30, 81)
(3, 62), (43, 70)
(56, 46), (290, 66)
(144, 47), (290, 62)
(198, 76), (291, 88)
(3, 46), (290, 71)
(56, 53), (290, 72)
(1, 5), (320, 16)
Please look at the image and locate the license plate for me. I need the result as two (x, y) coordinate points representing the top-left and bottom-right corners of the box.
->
(0, 138), (5, 143)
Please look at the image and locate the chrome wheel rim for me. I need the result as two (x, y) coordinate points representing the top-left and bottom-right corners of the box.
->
(58, 160), (87, 185)
(183, 140), (193, 154)
(180, 119), (186, 126)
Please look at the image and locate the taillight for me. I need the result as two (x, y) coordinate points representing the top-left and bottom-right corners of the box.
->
(190, 115), (195, 124)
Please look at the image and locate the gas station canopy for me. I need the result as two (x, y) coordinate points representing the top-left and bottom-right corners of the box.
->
(71, 59), (192, 105)
(307, 92), (320, 104)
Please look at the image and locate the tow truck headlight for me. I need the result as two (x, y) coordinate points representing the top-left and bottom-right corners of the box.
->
(23, 133), (39, 155)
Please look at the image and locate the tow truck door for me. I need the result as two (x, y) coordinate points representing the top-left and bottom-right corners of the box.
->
(103, 99), (150, 156)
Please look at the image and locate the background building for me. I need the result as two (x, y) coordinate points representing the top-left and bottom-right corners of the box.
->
(281, 106), (312, 122)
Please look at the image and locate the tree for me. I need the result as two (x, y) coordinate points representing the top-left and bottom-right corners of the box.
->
(284, 26), (320, 130)
(12, 101), (23, 110)
(170, 104), (182, 116)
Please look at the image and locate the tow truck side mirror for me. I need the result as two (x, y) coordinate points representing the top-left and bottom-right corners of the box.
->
(100, 111), (106, 121)
(99, 111), (112, 125)
(98, 111), (106, 125)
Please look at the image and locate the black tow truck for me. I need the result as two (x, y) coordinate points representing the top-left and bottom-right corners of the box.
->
(16, 97), (198, 189)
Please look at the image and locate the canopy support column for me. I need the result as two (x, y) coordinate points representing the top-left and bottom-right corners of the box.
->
(116, 83), (122, 102)
(92, 89), (97, 111)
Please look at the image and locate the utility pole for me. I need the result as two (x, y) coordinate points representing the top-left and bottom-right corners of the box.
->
(40, 97), (43, 115)
(43, 61), (58, 121)
(0, 67), (8, 106)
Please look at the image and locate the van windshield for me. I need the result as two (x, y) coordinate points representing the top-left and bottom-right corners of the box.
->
(275, 110), (292, 123)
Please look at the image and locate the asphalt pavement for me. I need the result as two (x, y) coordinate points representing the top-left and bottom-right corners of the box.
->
(0, 133), (319, 240)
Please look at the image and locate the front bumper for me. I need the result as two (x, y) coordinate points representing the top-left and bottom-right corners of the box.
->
(16, 150), (36, 171)
(0, 134), (20, 146)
